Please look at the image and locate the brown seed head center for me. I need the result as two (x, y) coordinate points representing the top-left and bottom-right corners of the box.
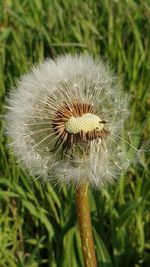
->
(52, 102), (108, 149)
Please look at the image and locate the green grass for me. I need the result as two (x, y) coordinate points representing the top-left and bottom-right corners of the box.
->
(0, 0), (150, 266)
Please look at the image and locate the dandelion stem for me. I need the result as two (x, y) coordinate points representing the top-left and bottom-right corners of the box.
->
(76, 182), (97, 267)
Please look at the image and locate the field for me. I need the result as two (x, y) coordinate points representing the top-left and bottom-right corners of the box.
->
(0, 0), (150, 266)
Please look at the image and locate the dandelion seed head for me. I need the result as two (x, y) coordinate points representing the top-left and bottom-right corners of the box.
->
(6, 54), (136, 188)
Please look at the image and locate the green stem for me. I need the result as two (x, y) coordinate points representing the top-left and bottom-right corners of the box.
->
(76, 183), (97, 267)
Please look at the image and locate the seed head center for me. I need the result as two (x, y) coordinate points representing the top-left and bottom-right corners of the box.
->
(65, 113), (104, 134)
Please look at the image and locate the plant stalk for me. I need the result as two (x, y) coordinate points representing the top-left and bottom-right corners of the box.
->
(76, 182), (97, 267)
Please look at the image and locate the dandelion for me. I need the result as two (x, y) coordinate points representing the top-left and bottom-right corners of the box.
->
(6, 54), (131, 187)
(6, 54), (137, 267)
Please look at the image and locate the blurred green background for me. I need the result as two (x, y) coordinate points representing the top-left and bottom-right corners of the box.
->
(0, 0), (150, 266)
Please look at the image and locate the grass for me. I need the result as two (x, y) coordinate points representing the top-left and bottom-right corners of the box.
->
(0, 0), (150, 266)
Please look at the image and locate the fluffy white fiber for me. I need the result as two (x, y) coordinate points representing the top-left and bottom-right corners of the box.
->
(6, 54), (133, 188)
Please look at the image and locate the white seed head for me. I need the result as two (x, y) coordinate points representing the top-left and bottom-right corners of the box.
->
(6, 54), (135, 188)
